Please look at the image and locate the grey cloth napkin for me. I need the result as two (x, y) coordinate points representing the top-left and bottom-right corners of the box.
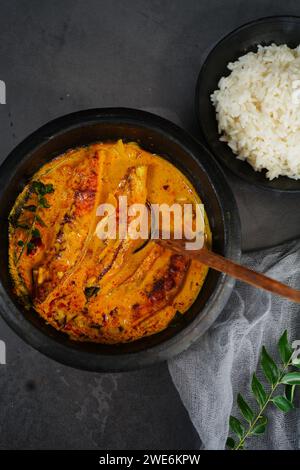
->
(168, 239), (300, 450)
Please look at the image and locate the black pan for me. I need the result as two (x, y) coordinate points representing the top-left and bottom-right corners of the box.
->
(0, 108), (240, 371)
(196, 16), (300, 192)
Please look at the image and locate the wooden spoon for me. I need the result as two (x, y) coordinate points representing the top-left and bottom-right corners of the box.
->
(156, 237), (300, 303)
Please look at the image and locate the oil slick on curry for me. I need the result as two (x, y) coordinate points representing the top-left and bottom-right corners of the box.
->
(8, 140), (211, 343)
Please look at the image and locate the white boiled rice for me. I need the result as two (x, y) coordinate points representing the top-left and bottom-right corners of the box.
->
(211, 44), (300, 180)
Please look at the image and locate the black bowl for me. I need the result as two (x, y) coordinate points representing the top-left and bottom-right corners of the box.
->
(0, 108), (240, 371)
(196, 16), (300, 192)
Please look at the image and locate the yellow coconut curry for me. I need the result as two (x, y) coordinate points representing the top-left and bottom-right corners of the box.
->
(9, 141), (210, 343)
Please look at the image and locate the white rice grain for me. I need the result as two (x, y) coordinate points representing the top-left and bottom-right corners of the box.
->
(211, 44), (300, 180)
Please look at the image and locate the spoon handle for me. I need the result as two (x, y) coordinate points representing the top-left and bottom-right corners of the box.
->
(157, 240), (300, 303)
(196, 247), (300, 303)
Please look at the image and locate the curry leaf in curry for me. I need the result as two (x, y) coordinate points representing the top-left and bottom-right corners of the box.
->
(32, 228), (41, 239)
(226, 330), (299, 450)
(35, 214), (47, 228)
(84, 286), (100, 299)
(26, 242), (36, 255)
(23, 205), (37, 212)
(31, 180), (53, 195)
(39, 197), (51, 208)
(15, 180), (54, 262)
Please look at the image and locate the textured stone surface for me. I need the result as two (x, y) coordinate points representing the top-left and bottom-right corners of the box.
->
(0, 319), (198, 450)
(0, 0), (299, 449)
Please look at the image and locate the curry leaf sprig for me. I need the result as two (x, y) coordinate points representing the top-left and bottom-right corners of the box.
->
(16, 180), (54, 262)
(227, 330), (300, 450)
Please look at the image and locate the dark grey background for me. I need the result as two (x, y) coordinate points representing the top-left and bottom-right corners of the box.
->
(0, 0), (299, 450)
